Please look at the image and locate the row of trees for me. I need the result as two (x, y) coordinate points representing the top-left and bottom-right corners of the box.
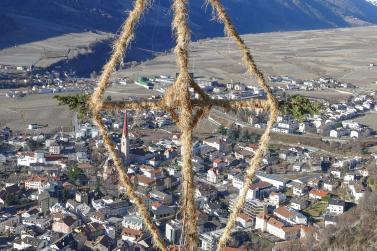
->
(54, 93), (322, 122)
(279, 95), (322, 122)
(66, 165), (87, 185)
(54, 94), (91, 119)
(217, 125), (260, 143)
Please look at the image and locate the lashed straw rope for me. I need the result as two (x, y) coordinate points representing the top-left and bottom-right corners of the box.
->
(89, 0), (167, 250)
(205, 0), (279, 250)
(89, 0), (277, 250)
(171, 0), (199, 249)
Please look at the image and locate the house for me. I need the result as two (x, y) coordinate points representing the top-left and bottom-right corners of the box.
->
(255, 172), (288, 189)
(269, 192), (286, 206)
(234, 148), (253, 160)
(49, 143), (62, 154)
(292, 163), (303, 172)
(207, 168), (223, 184)
(323, 179), (339, 192)
(246, 181), (273, 200)
(330, 130), (338, 138)
(257, 215), (301, 240)
(151, 204), (175, 221)
(255, 212), (269, 232)
(292, 184), (308, 197)
(300, 225), (315, 239)
(140, 166), (165, 180)
(166, 220), (182, 245)
(84, 235), (115, 251)
(290, 198), (309, 211)
(122, 215), (143, 231)
(75, 222), (106, 241)
(150, 190), (173, 205)
(121, 215), (147, 244)
(195, 183), (218, 201)
(330, 169), (342, 179)
(307, 177), (322, 188)
(52, 214), (80, 234)
(104, 217), (123, 239)
(121, 227), (145, 244)
(203, 137), (225, 152)
(212, 159), (226, 169)
(0, 154), (6, 163)
(230, 173), (244, 190)
(273, 206), (307, 225)
(13, 236), (49, 250)
(327, 199), (345, 215)
(350, 130), (359, 138)
(236, 213), (253, 228)
(309, 189), (329, 200)
(200, 228), (224, 251)
(343, 173), (355, 184)
(22, 216), (51, 229)
(25, 176), (49, 190)
(230, 198), (267, 219)
(324, 214), (337, 227)
(349, 182), (366, 202)
(49, 233), (76, 250)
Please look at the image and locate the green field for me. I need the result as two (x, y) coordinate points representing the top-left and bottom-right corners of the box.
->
(304, 201), (328, 217)
(251, 233), (274, 250)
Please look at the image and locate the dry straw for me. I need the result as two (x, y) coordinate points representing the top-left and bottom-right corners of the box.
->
(206, 0), (279, 250)
(89, 0), (278, 250)
(89, 0), (167, 250)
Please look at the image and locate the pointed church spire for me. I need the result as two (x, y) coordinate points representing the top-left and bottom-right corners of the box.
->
(123, 110), (128, 137)
(121, 110), (129, 159)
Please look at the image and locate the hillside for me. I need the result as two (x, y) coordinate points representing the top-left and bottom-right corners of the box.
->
(115, 26), (377, 91)
(1, 0), (377, 54)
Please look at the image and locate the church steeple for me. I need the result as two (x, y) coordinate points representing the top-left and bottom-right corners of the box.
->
(121, 111), (129, 159)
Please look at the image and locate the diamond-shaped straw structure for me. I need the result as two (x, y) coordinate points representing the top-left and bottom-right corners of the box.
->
(89, 0), (279, 250)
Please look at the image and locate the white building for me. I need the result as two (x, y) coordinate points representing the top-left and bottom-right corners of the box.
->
(269, 192), (286, 206)
(256, 213), (301, 240)
(49, 143), (61, 155)
(0, 154), (6, 163)
(274, 206), (307, 225)
(166, 220), (181, 245)
(255, 172), (288, 189)
(25, 176), (49, 190)
(349, 183), (365, 202)
(207, 168), (222, 184)
(17, 151), (45, 167)
(200, 228), (224, 251)
(327, 199), (345, 215)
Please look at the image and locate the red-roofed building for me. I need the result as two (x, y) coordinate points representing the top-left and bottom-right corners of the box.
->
(212, 159), (225, 169)
(121, 227), (145, 243)
(236, 213), (253, 228)
(151, 201), (162, 210)
(224, 248), (247, 251)
(300, 225), (315, 239)
(267, 217), (300, 240)
(25, 176), (49, 190)
(274, 206), (307, 225)
(256, 212), (301, 240)
(309, 189), (329, 200)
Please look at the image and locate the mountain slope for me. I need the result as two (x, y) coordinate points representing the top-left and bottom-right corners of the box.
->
(1, 0), (377, 55)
